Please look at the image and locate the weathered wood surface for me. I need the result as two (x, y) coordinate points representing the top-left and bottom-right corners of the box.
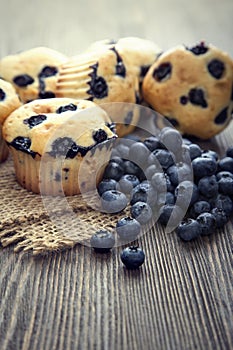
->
(0, 0), (233, 349)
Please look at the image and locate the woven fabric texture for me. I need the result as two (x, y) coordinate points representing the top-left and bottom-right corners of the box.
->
(0, 156), (132, 255)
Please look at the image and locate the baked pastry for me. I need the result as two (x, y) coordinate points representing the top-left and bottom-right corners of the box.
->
(142, 42), (233, 139)
(87, 36), (162, 82)
(55, 48), (140, 136)
(0, 78), (21, 162)
(0, 47), (68, 103)
(3, 98), (117, 195)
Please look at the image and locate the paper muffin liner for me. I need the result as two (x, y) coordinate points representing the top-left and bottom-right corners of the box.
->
(9, 138), (115, 196)
(0, 125), (9, 163)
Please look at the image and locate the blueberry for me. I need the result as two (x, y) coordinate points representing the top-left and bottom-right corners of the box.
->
(158, 204), (184, 227)
(143, 136), (161, 151)
(188, 42), (208, 55)
(114, 143), (129, 159)
(153, 62), (172, 81)
(39, 66), (58, 78)
(130, 182), (157, 207)
(103, 161), (124, 181)
(207, 59), (225, 79)
(192, 156), (217, 179)
(196, 212), (216, 236)
(90, 230), (115, 253)
(128, 142), (150, 168)
(166, 162), (192, 187)
(175, 180), (198, 209)
(117, 174), (140, 194)
(165, 192), (175, 205)
(176, 218), (202, 241)
(145, 164), (162, 180)
(101, 190), (128, 213)
(116, 217), (141, 241)
(120, 246), (145, 269)
(148, 149), (174, 170)
(87, 64), (108, 99)
(188, 88), (207, 108)
(159, 127), (183, 154)
(10, 136), (36, 157)
(202, 149), (218, 161)
(189, 143), (202, 160)
(218, 176), (233, 195)
(198, 175), (218, 198)
(0, 88), (6, 101)
(151, 172), (174, 193)
(109, 156), (125, 168)
(97, 178), (117, 196)
(211, 208), (228, 228)
(218, 157), (233, 173)
(123, 160), (141, 177)
(93, 129), (108, 143)
(13, 74), (34, 87)
(189, 200), (211, 218)
(56, 103), (78, 114)
(214, 107), (228, 125)
(216, 171), (233, 181)
(23, 114), (47, 128)
(213, 194), (233, 216)
(130, 201), (153, 224)
(226, 146), (233, 158)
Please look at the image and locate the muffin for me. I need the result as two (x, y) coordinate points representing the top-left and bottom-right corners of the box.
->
(0, 78), (21, 162)
(0, 47), (68, 103)
(3, 98), (117, 195)
(87, 36), (162, 83)
(55, 48), (140, 136)
(142, 41), (233, 139)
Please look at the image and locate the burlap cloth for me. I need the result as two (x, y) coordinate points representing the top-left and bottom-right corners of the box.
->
(0, 156), (134, 255)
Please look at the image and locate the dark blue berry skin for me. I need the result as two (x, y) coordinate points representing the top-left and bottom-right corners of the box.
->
(218, 157), (233, 173)
(145, 164), (162, 180)
(130, 201), (153, 224)
(128, 142), (150, 168)
(189, 200), (211, 218)
(159, 127), (183, 154)
(120, 246), (145, 269)
(165, 192), (175, 205)
(143, 136), (162, 151)
(197, 212), (216, 236)
(123, 160), (141, 177)
(116, 217), (141, 241)
(101, 190), (128, 213)
(130, 182), (157, 207)
(176, 218), (202, 241)
(189, 143), (202, 160)
(218, 176), (233, 195)
(148, 149), (175, 170)
(211, 208), (228, 228)
(226, 146), (233, 158)
(192, 156), (217, 179)
(198, 175), (218, 198)
(104, 161), (124, 181)
(175, 181), (199, 209)
(117, 174), (140, 194)
(166, 162), (192, 187)
(158, 204), (184, 227)
(90, 230), (115, 253)
(97, 178), (117, 196)
(201, 150), (218, 161)
(216, 171), (233, 181)
(212, 194), (233, 217)
(151, 172), (174, 193)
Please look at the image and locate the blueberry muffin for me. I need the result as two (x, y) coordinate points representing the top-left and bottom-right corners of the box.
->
(3, 98), (117, 195)
(55, 48), (139, 136)
(0, 79), (21, 162)
(142, 42), (233, 139)
(87, 36), (162, 83)
(0, 47), (68, 103)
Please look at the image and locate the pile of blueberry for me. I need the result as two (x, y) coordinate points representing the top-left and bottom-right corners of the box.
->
(90, 126), (233, 269)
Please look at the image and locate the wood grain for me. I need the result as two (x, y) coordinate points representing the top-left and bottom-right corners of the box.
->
(0, 0), (233, 349)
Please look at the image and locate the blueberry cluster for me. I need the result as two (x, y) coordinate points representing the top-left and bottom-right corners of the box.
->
(90, 127), (233, 268)
(97, 127), (233, 242)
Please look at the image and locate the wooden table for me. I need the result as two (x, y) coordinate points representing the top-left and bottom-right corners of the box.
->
(0, 0), (233, 349)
